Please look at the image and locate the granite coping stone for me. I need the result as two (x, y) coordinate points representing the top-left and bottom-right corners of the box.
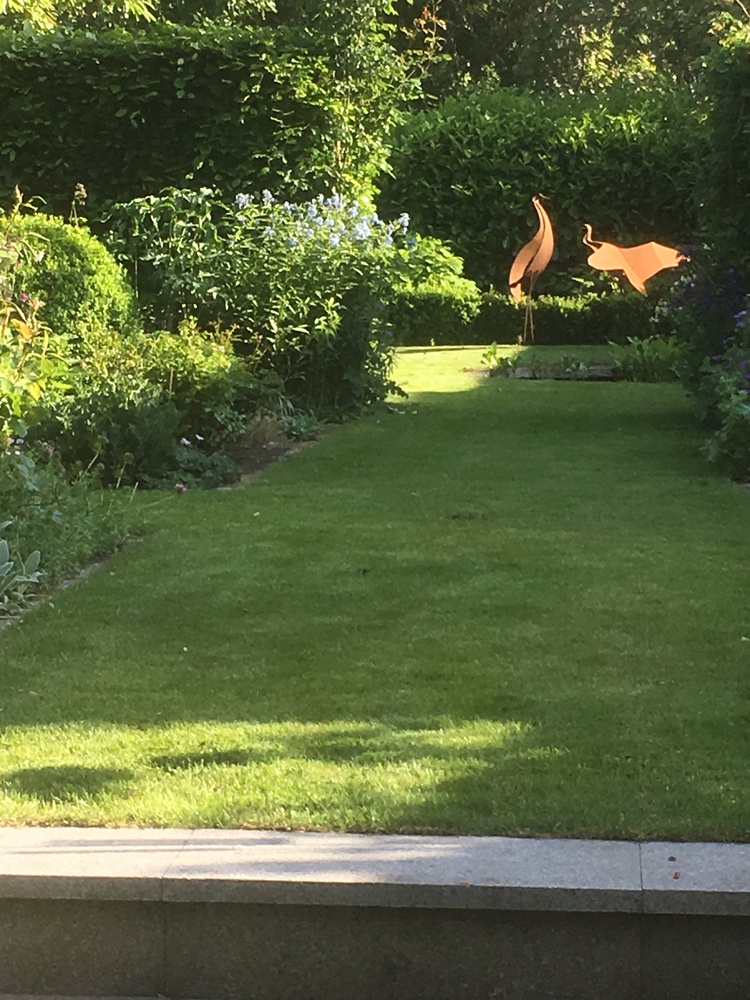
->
(0, 828), (748, 915)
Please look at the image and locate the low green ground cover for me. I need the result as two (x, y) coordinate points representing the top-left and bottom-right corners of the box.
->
(0, 347), (749, 838)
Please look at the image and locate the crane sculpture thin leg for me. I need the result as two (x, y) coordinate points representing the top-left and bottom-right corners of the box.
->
(509, 197), (554, 345)
(524, 275), (536, 344)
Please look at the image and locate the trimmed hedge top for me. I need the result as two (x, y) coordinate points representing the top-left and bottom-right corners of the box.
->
(0, 22), (400, 215)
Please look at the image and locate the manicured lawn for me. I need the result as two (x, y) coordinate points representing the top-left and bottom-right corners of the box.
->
(1, 347), (749, 838)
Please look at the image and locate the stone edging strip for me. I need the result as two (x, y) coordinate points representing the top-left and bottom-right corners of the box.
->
(0, 827), (748, 917)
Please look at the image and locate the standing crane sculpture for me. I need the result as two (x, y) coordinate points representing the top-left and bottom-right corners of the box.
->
(508, 196), (554, 344)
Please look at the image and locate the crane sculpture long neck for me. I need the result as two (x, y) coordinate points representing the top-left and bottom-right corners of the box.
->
(582, 224), (601, 250)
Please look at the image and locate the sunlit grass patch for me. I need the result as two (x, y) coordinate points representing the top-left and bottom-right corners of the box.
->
(0, 718), (537, 829)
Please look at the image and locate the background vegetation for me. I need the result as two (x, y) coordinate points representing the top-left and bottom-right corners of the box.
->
(1, 0), (749, 613)
(378, 89), (703, 290)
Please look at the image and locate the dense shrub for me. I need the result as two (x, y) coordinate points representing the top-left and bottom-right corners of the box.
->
(32, 322), (272, 486)
(0, 14), (406, 215)
(388, 276), (483, 346)
(378, 89), (704, 290)
(701, 27), (750, 282)
(699, 334), (750, 479)
(473, 292), (672, 347)
(666, 28), (750, 478)
(385, 283), (675, 348)
(383, 235), (482, 345)
(1, 203), (271, 496)
(14, 213), (139, 342)
(0, 445), (130, 589)
(105, 188), (452, 415)
(1, 199), (73, 445)
(1, 204), (130, 591)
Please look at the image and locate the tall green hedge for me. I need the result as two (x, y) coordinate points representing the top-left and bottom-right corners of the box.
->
(701, 27), (750, 276)
(378, 89), (705, 290)
(668, 28), (750, 480)
(0, 20), (403, 214)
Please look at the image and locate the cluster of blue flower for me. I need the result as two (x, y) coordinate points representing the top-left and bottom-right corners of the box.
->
(233, 191), (410, 251)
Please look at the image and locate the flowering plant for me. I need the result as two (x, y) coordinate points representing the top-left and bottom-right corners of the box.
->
(106, 187), (439, 413)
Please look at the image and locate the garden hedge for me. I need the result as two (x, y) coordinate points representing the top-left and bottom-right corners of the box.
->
(668, 27), (750, 480)
(701, 28), (750, 278)
(378, 89), (705, 290)
(0, 20), (401, 216)
(390, 289), (672, 347)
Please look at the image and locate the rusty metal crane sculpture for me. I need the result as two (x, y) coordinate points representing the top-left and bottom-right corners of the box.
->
(508, 196), (554, 343)
(582, 224), (686, 294)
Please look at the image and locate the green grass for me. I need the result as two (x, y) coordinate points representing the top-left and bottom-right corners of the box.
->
(1, 346), (749, 838)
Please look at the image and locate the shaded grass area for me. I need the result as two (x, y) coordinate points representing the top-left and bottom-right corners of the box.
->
(1, 347), (749, 837)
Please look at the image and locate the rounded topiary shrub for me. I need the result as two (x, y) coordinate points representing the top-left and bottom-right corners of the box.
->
(12, 213), (139, 341)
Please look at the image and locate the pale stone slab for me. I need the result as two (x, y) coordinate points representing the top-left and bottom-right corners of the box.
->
(161, 830), (642, 912)
(3, 828), (750, 917)
(641, 841), (750, 914)
(0, 827), (189, 900)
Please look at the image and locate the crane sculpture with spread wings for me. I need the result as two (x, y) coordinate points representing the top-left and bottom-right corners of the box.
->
(508, 196), (554, 343)
(582, 224), (686, 294)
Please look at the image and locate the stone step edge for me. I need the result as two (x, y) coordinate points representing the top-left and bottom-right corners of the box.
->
(0, 827), (748, 916)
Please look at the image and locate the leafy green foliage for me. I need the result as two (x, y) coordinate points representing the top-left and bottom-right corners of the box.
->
(665, 28), (750, 479)
(0, 528), (42, 615)
(0, 0), (154, 29)
(389, 287), (675, 348)
(610, 335), (684, 383)
(398, 0), (738, 96)
(0, 15), (407, 214)
(379, 88), (704, 289)
(383, 236), (482, 345)
(106, 188), (424, 414)
(14, 213), (140, 342)
(388, 275), (482, 346)
(697, 333), (750, 479)
(0, 197), (74, 445)
(473, 292), (672, 347)
(0, 446), (130, 586)
(36, 323), (267, 485)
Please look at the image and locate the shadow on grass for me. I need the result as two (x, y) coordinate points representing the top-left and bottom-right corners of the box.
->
(149, 722), (532, 773)
(151, 748), (273, 770)
(1, 765), (134, 803)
